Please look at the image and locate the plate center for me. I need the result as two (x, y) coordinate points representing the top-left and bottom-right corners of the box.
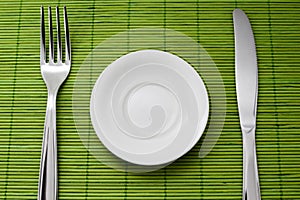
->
(119, 82), (181, 139)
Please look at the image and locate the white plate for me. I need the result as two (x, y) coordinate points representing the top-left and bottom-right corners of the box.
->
(90, 50), (209, 166)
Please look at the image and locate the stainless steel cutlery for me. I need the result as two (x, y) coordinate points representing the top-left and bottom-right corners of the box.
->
(38, 6), (71, 200)
(35, 6), (260, 200)
(233, 8), (261, 200)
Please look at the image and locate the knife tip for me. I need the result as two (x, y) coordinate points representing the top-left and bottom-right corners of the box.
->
(233, 8), (244, 15)
(233, 8), (247, 19)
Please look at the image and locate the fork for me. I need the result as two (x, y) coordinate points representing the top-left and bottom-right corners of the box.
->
(38, 6), (71, 200)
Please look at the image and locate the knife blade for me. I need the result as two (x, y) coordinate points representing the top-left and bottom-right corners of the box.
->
(233, 8), (261, 200)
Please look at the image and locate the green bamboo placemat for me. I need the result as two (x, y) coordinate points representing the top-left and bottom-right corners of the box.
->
(0, 0), (300, 199)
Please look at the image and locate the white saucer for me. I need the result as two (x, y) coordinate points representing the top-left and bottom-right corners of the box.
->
(90, 50), (209, 166)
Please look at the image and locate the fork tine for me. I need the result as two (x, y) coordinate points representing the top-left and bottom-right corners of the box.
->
(48, 7), (54, 64)
(63, 6), (71, 64)
(56, 7), (62, 64)
(40, 6), (46, 64)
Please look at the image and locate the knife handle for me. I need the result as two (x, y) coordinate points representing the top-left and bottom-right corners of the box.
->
(242, 127), (261, 200)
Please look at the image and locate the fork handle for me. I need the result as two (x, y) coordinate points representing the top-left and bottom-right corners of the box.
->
(38, 91), (58, 200)
(242, 127), (261, 200)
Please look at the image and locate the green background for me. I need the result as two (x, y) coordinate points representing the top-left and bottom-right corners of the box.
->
(0, 0), (299, 199)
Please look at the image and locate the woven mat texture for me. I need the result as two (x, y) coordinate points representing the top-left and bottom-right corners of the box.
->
(0, 0), (299, 199)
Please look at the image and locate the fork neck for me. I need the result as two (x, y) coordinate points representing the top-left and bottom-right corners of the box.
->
(46, 90), (58, 111)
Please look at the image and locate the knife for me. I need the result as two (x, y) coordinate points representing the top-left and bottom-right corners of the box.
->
(233, 9), (261, 200)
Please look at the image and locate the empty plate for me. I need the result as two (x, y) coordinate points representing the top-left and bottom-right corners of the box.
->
(90, 50), (209, 166)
